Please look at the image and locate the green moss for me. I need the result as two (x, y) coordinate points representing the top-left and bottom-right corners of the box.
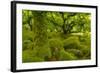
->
(66, 49), (83, 58)
(49, 38), (63, 49)
(36, 47), (52, 59)
(63, 36), (80, 49)
(59, 50), (77, 60)
(22, 40), (33, 50)
(22, 50), (44, 63)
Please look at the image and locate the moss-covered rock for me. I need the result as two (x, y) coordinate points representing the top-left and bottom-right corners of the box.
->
(59, 50), (77, 60)
(49, 38), (63, 49)
(66, 49), (83, 58)
(63, 36), (80, 49)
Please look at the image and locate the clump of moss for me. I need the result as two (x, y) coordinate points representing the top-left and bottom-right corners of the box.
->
(49, 38), (63, 49)
(63, 36), (80, 49)
(59, 50), (77, 60)
(22, 50), (44, 63)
